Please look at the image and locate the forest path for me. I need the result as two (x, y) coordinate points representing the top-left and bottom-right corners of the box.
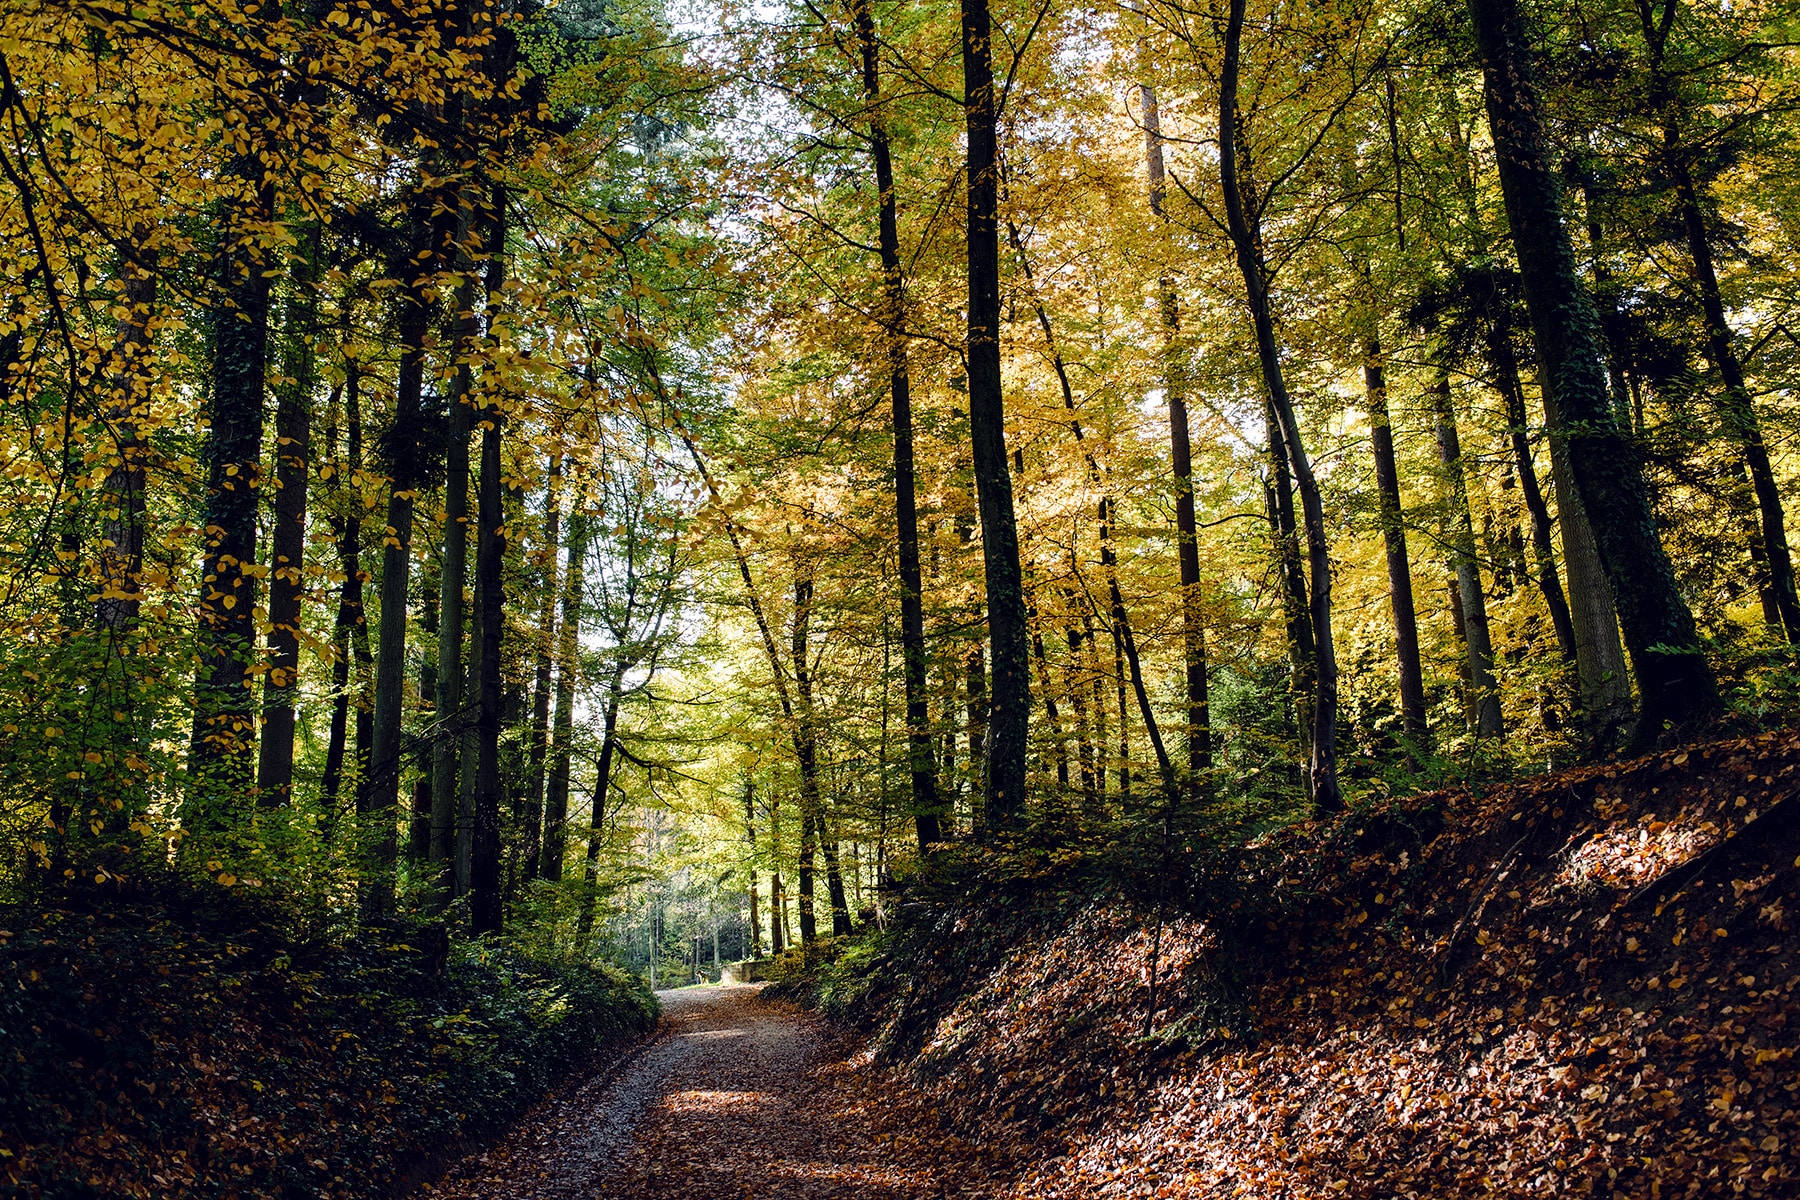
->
(417, 983), (997, 1200)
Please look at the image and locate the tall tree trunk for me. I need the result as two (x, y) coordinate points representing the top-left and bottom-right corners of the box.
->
(744, 780), (761, 957)
(1141, 78), (1211, 788)
(367, 210), (437, 888)
(192, 175), (272, 795)
(1432, 375), (1505, 739)
(95, 259), (155, 640)
(469, 195), (509, 937)
(853, 0), (942, 851)
(256, 236), (316, 804)
(1265, 407), (1316, 777)
(1468, 0), (1718, 744)
(1030, 619), (1070, 788)
(323, 371), (367, 809)
(521, 458), (561, 882)
(1489, 326), (1579, 665)
(429, 280), (476, 880)
(577, 668), (625, 936)
(1363, 334), (1429, 741)
(1632, 0), (1800, 640)
(1063, 615), (1097, 804)
(1220, 0), (1338, 810)
(962, 0), (1030, 827)
(468, 392), (505, 935)
(541, 510), (585, 881)
(792, 570), (823, 942)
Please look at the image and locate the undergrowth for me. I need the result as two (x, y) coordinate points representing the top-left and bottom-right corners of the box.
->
(0, 871), (657, 1200)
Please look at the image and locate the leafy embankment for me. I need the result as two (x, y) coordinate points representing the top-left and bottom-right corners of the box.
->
(778, 729), (1800, 1198)
(0, 881), (657, 1200)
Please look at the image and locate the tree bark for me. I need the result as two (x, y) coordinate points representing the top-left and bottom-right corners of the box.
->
(577, 667), (625, 936)
(429, 279), (476, 880)
(962, 0), (1030, 827)
(1363, 335), (1428, 741)
(1633, 0), (1800, 641)
(521, 457), (561, 882)
(469, 194), (509, 937)
(322, 371), (367, 810)
(367, 228), (433, 884)
(1467, 0), (1718, 744)
(192, 175), (272, 793)
(468, 393), (505, 935)
(256, 237), (316, 804)
(1265, 404), (1316, 783)
(541, 510), (585, 880)
(791, 570), (828, 941)
(1220, 0), (1338, 810)
(744, 780), (762, 956)
(1141, 78), (1211, 788)
(1488, 325), (1579, 665)
(853, 0), (943, 851)
(1432, 375), (1504, 739)
(95, 259), (155, 640)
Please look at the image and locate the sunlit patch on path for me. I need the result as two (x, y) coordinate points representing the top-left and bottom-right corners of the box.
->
(417, 983), (999, 1199)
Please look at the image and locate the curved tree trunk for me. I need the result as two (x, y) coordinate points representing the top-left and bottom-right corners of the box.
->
(1219, 0), (1338, 810)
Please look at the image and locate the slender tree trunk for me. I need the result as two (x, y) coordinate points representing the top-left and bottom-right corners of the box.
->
(429, 281), (476, 879)
(745, 780), (762, 957)
(1063, 615), (1097, 804)
(469, 194), (508, 937)
(1468, 0), (1718, 744)
(1141, 78), (1210, 786)
(793, 571), (824, 942)
(1541, 392), (1633, 737)
(577, 669), (625, 935)
(1112, 615), (1131, 802)
(962, 0), (1030, 827)
(95, 260), (155, 640)
(542, 511), (585, 880)
(1432, 375), (1505, 738)
(1220, 0), (1338, 810)
(323, 372), (367, 810)
(256, 239), (316, 804)
(853, 0), (942, 851)
(1265, 408), (1316, 775)
(468, 396), (505, 935)
(1631, 0), (1800, 641)
(192, 176), (272, 794)
(520, 458), (561, 882)
(368, 247), (433, 885)
(1488, 327), (1579, 663)
(1363, 335), (1428, 741)
(1030, 621), (1069, 788)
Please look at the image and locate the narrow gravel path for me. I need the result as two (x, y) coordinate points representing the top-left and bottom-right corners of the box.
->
(418, 984), (997, 1200)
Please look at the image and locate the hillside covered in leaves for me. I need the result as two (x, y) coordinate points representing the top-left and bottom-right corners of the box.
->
(772, 729), (1800, 1198)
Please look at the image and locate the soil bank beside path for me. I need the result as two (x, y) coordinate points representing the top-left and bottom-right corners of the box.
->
(414, 983), (1001, 1200)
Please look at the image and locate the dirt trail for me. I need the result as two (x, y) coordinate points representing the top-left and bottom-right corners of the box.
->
(418, 983), (996, 1200)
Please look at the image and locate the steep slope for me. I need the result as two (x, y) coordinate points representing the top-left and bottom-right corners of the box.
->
(795, 729), (1800, 1199)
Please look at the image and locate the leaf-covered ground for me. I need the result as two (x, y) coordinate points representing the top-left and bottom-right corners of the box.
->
(782, 729), (1800, 1199)
(0, 887), (655, 1200)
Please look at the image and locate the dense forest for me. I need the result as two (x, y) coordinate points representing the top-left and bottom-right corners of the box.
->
(2, 0), (1799, 1191)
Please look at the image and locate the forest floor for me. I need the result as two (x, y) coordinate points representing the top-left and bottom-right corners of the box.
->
(414, 984), (1004, 1199)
